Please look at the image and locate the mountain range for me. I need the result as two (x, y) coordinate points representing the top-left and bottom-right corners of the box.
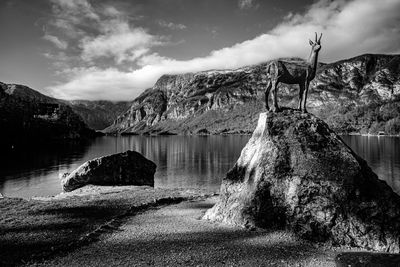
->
(1, 53), (399, 148)
(104, 54), (400, 135)
(66, 100), (131, 130)
(0, 82), (96, 149)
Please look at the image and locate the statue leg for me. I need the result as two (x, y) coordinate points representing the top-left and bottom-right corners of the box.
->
(301, 81), (309, 113)
(265, 80), (272, 111)
(298, 83), (305, 110)
(271, 80), (281, 112)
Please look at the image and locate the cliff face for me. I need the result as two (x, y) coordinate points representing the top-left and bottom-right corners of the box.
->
(66, 100), (131, 130)
(105, 54), (400, 135)
(0, 82), (95, 149)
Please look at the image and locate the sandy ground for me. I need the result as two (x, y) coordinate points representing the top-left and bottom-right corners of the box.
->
(30, 197), (338, 267)
(3, 186), (399, 266)
(0, 186), (211, 266)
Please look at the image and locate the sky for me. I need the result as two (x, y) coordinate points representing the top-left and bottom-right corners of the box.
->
(0, 0), (399, 101)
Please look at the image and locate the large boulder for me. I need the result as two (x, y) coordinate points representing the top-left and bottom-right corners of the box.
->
(61, 150), (156, 192)
(204, 109), (400, 252)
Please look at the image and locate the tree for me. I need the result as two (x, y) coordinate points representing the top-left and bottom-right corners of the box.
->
(385, 117), (400, 135)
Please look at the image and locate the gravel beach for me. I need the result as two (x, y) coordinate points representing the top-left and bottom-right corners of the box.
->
(3, 186), (398, 266)
(0, 186), (211, 266)
(29, 197), (338, 267)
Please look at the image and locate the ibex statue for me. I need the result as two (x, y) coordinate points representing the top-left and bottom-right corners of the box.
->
(265, 32), (322, 113)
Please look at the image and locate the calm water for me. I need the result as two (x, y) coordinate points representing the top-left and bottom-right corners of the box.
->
(0, 135), (399, 198)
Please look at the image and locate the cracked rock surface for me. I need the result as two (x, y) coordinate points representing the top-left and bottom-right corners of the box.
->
(204, 109), (400, 252)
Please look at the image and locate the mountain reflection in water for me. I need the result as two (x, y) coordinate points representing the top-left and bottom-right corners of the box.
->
(0, 135), (399, 198)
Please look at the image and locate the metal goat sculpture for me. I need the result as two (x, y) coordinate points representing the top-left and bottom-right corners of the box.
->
(265, 32), (322, 113)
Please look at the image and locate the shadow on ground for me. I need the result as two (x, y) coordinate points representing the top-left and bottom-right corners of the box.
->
(0, 188), (199, 266)
(336, 252), (400, 267)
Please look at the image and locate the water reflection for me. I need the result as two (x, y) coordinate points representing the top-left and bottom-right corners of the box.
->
(100, 136), (250, 191)
(0, 141), (92, 198)
(341, 135), (400, 194)
(0, 135), (399, 198)
(0, 136), (250, 198)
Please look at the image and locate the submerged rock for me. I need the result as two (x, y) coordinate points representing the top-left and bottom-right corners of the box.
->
(61, 150), (156, 192)
(204, 109), (400, 252)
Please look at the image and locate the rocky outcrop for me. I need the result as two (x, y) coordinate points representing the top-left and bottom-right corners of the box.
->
(61, 150), (156, 192)
(104, 54), (400, 135)
(0, 82), (96, 149)
(203, 109), (400, 252)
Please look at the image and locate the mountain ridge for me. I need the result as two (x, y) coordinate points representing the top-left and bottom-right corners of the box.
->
(65, 100), (131, 130)
(0, 82), (97, 149)
(104, 53), (400, 135)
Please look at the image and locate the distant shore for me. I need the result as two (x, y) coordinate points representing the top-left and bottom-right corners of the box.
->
(346, 133), (400, 137)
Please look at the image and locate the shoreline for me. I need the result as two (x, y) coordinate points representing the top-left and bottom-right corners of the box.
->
(32, 197), (341, 267)
(2, 185), (400, 266)
(106, 132), (400, 137)
(346, 133), (400, 137)
(0, 185), (214, 266)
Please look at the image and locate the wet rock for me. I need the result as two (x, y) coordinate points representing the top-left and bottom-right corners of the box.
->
(204, 109), (400, 252)
(61, 150), (156, 192)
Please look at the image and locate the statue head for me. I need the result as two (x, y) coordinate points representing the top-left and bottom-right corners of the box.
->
(309, 32), (322, 52)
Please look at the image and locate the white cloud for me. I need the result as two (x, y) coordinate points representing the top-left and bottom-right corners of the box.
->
(50, 0), (99, 22)
(80, 21), (163, 63)
(45, 0), (100, 43)
(48, 0), (400, 101)
(49, 67), (148, 101)
(158, 20), (187, 30)
(43, 34), (68, 49)
(46, 0), (165, 65)
(137, 53), (167, 67)
(238, 0), (259, 10)
(50, 19), (84, 39)
(102, 6), (122, 17)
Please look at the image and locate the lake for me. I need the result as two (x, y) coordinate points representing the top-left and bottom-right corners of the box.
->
(0, 135), (399, 198)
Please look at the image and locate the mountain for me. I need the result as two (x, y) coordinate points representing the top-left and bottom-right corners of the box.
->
(104, 54), (400, 135)
(0, 82), (96, 149)
(66, 100), (131, 130)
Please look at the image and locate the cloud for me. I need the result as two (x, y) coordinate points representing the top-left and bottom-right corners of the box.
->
(158, 20), (187, 30)
(49, 67), (141, 101)
(80, 21), (163, 63)
(48, 0), (400, 101)
(45, 0), (100, 42)
(43, 34), (68, 49)
(50, 0), (99, 22)
(102, 6), (122, 17)
(46, 0), (165, 65)
(238, 0), (259, 10)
